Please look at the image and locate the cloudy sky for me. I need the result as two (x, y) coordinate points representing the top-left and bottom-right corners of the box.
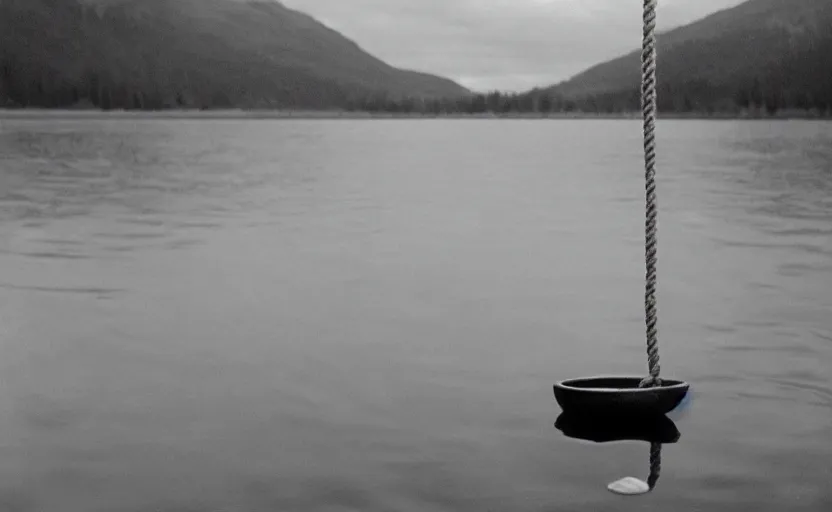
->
(281, 0), (746, 91)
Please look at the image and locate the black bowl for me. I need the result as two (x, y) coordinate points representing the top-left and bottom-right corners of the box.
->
(553, 376), (689, 417)
(555, 412), (680, 444)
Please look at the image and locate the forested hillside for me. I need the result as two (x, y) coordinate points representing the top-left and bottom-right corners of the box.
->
(530, 0), (832, 115)
(0, 0), (468, 110)
(1, 0), (829, 116)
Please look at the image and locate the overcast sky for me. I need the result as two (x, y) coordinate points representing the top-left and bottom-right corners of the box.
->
(281, 0), (746, 91)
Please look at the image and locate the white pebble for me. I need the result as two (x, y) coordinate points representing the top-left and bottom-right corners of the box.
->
(607, 477), (650, 495)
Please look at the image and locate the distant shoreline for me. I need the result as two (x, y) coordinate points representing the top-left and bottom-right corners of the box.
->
(1, 109), (828, 121)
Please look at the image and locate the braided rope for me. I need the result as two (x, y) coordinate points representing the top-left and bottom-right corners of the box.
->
(639, 0), (661, 389)
(647, 442), (662, 489)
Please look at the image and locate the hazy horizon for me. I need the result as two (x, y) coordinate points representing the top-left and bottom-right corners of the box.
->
(281, 0), (747, 91)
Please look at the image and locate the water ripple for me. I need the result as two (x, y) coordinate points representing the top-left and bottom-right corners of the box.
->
(0, 282), (125, 297)
(0, 118), (830, 512)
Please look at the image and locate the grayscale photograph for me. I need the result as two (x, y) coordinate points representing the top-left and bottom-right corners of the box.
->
(0, 0), (830, 511)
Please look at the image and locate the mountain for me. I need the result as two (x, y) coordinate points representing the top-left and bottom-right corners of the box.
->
(532, 0), (832, 114)
(0, 0), (469, 110)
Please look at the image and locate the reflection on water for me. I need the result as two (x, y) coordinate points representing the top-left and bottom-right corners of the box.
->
(555, 413), (681, 445)
(0, 118), (831, 512)
(555, 413), (679, 494)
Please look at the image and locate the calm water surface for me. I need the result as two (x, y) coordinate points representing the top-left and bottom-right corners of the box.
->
(0, 118), (830, 512)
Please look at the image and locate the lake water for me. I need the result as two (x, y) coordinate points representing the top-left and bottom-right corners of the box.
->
(0, 117), (830, 512)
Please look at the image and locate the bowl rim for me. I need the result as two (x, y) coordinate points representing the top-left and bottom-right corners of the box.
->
(554, 375), (689, 393)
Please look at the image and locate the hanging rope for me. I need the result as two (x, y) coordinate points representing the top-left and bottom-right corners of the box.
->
(640, 0), (661, 389)
(606, 442), (663, 494)
(647, 442), (662, 489)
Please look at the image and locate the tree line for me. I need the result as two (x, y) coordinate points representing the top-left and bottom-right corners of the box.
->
(343, 79), (830, 117)
(3, 68), (829, 116)
(1, 0), (829, 116)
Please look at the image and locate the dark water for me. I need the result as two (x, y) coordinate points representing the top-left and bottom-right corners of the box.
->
(0, 117), (830, 512)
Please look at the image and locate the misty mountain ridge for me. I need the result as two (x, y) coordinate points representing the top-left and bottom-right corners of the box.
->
(356, 0), (831, 118)
(528, 0), (832, 114)
(0, 0), (829, 115)
(0, 0), (468, 110)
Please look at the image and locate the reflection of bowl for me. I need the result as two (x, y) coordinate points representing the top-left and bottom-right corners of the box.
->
(555, 412), (680, 444)
(553, 376), (689, 417)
